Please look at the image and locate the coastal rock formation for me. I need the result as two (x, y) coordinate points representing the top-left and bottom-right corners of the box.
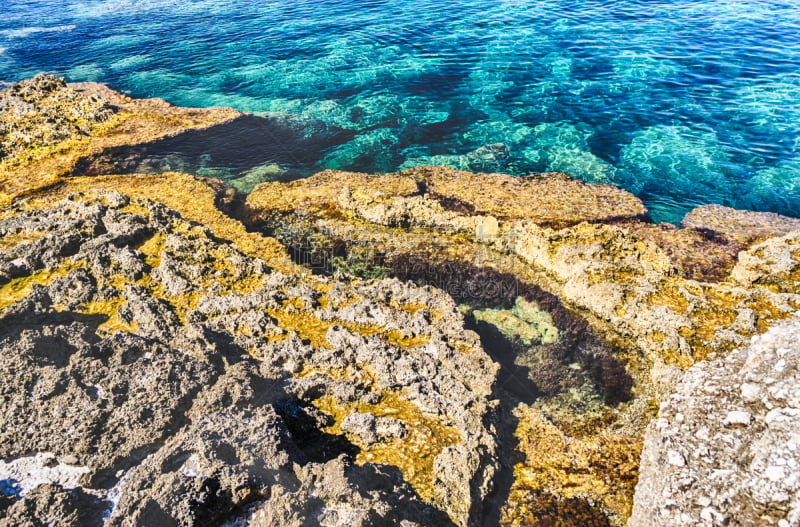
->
(630, 315), (800, 526)
(0, 190), (498, 527)
(0, 75), (239, 200)
(245, 166), (800, 387)
(0, 74), (113, 161)
(244, 165), (800, 525)
(1, 75), (799, 527)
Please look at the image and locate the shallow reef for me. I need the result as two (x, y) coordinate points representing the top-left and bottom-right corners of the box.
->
(1, 75), (799, 527)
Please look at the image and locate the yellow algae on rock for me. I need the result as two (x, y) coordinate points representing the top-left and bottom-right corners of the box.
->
(267, 309), (334, 349)
(503, 405), (642, 527)
(79, 297), (137, 334)
(0, 229), (47, 251)
(0, 261), (84, 310)
(24, 174), (300, 274)
(314, 390), (462, 504)
(1, 75), (238, 198)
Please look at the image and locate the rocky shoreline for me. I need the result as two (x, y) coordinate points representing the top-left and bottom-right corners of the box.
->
(1, 75), (798, 526)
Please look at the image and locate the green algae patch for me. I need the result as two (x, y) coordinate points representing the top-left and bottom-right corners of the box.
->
(397, 302), (427, 315)
(314, 390), (462, 504)
(473, 297), (559, 346)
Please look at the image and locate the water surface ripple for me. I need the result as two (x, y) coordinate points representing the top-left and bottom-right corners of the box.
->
(2, 0), (799, 222)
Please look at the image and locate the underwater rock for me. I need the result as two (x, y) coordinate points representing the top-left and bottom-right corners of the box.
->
(523, 121), (616, 184)
(465, 143), (510, 172)
(401, 143), (511, 174)
(617, 125), (735, 215)
(741, 156), (800, 217)
(231, 162), (290, 194)
(321, 127), (401, 172)
(472, 297), (559, 347)
(630, 315), (800, 526)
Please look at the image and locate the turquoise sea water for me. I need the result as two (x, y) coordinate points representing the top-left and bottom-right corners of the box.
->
(1, 0), (799, 223)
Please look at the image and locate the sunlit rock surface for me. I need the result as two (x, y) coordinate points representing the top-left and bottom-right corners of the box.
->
(631, 316), (800, 526)
(0, 75), (798, 527)
(0, 74), (113, 161)
(0, 74), (239, 200)
(0, 190), (498, 527)
(245, 165), (800, 525)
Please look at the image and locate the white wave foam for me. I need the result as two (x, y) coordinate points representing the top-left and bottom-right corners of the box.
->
(0, 25), (76, 39)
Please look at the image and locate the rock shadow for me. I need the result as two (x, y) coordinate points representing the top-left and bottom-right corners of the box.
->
(273, 398), (360, 465)
(70, 114), (356, 185)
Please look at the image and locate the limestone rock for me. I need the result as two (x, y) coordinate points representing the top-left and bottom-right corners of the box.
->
(0, 190), (499, 527)
(630, 315), (800, 526)
(340, 412), (408, 445)
(0, 74), (113, 161)
(681, 204), (800, 246)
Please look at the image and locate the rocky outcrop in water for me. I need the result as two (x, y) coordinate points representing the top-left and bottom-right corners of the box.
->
(245, 166), (800, 389)
(630, 315), (800, 526)
(244, 165), (800, 525)
(0, 75), (239, 200)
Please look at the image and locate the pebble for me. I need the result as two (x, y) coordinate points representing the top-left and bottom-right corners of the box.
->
(667, 449), (686, 467)
(724, 410), (752, 427)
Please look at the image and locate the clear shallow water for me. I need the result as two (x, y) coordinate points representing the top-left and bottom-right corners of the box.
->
(2, 0), (800, 223)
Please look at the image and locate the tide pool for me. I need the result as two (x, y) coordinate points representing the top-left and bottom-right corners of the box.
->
(2, 0), (799, 222)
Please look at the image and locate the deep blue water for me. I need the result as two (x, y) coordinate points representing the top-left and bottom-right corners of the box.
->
(2, 0), (799, 223)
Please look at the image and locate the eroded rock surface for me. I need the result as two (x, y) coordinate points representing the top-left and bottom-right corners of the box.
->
(0, 190), (498, 527)
(246, 166), (800, 389)
(1, 75), (799, 527)
(0, 75), (239, 199)
(245, 165), (800, 525)
(630, 315), (800, 526)
(0, 74), (113, 161)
